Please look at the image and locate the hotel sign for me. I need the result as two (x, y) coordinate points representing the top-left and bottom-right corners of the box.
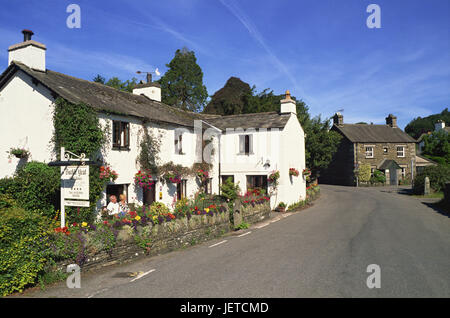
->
(62, 165), (89, 200)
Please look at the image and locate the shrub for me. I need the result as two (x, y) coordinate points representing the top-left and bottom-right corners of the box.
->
(220, 177), (240, 204)
(0, 177), (15, 195)
(357, 164), (371, 183)
(370, 170), (386, 184)
(413, 165), (450, 194)
(0, 207), (54, 296)
(12, 161), (60, 218)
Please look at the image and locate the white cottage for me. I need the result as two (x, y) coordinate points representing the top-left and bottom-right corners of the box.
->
(0, 30), (306, 211)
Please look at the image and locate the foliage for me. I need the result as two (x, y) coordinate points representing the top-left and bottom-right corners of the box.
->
(268, 170), (280, 188)
(0, 207), (54, 296)
(236, 222), (250, 230)
(220, 177), (241, 204)
(202, 78), (341, 178)
(134, 170), (155, 190)
(12, 161), (60, 218)
(421, 130), (450, 164)
(8, 147), (29, 159)
(289, 168), (299, 177)
(357, 164), (372, 183)
(53, 98), (110, 224)
(305, 116), (342, 178)
(405, 108), (450, 139)
(99, 165), (118, 182)
(370, 170), (386, 184)
(52, 98), (105, 158)
(137, 127), (161, 175)
(203, 77), (252, 115)
(158, 47), (208, 112)
(413, 165), (450, 194)
(93, 74), (138, 93)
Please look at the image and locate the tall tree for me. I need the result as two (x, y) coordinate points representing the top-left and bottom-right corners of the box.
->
(158, 47), (208, 112)
(203, 77), (251, 115)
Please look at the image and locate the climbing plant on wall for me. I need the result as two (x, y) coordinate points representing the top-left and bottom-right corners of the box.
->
(137, 125), (161, 176)
(52, 97), (110, 224)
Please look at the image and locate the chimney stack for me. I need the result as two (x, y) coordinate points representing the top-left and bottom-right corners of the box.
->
(333, 112), (343, 126)
(386, 114), (397, 128)
(8, 29), (46, 72)
(146, 73), (152, 84)
(280, 90), (297, 115)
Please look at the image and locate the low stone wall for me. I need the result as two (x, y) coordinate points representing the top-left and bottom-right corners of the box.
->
(55, 202), (271, 273)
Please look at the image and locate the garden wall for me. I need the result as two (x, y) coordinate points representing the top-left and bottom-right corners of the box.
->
(54, 202), (271, 273)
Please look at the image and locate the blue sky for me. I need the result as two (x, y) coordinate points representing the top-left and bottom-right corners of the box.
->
(1, 0), (449, 128)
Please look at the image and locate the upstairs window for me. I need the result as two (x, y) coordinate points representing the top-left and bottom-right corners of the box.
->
(175, 133), (184, 155)
(112, 121), (130, 150)
(239, 134), (253, 155)
(383, 147), (388, 154)
(365, 146), (374, 158)
(397, 146), (405, 158)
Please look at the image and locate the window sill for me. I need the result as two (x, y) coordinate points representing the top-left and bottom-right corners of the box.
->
(237, 152), (255, 156)
(112, 146), (130, 151)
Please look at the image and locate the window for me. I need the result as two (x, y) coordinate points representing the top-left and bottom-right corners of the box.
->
(112, 121), (130, 150)
(174, 133), (184, 155)
(383, 147), (388, 154)
(397, 146), (405, 157)
(239, 134), (253, 155)
(106, 184), (128, 204)
(365, 146), (374, 158)
(246, 175), (268, 193)
(204, 178), (212, 194)
(176, 180), (187, 200)
(221, 175), (234, 185)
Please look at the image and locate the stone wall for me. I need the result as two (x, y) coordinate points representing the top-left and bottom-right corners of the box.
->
(55, 202), (271, 273)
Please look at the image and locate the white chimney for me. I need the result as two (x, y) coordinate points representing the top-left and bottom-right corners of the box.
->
(8, 30), (46, 72)
(435, 120), (445, 131)
(132, 81), (161, 102)
(280, 90), (296, 114)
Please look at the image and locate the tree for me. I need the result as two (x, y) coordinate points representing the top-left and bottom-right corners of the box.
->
(158, 47), (208, 112)
(422, 130), (450, 164)
(405, 108), (450, 139)
(203, 77), (251, 115)
(92, 75), (137, 93)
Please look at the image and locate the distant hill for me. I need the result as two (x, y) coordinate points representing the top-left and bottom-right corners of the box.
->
(405, 108), (450, 139)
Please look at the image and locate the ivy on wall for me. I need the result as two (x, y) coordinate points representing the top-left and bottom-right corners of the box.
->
(52, 98), (109, 224)
(137, 125), (161, 176)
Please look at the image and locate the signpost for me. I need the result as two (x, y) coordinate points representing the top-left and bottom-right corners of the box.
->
(59, 147), (90, 228)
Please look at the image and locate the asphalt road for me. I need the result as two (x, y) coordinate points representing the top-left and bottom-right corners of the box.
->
(18, 185), (450, 298)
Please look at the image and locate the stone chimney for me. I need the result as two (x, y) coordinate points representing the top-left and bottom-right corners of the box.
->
(8, 29), (46, 72)
(386, 114), (397, 128)
(132, 77), (161, 102)
(435, 120), (445, 131)
(280, 90), (296, 114)
(333, 112), (343, 126)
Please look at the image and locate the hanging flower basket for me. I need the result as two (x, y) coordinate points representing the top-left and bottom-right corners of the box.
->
(289, 168), (299, 177)
(134, 171), (154, 189)
(9, 147), (29, 159)
(164, 172), (182, 184)
(268, 170), (280, 183)
(302, 168), (311, 182)
(100, 165), (118, 182)
(197, 169), (209, 184)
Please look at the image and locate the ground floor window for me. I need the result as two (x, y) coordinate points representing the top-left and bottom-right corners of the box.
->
(204, 178), (212, 194)
(177, 180), (187, 200)
(106, 184), (128, 204)
(221, 175), (234, 184)
(246, 175), (268, 193)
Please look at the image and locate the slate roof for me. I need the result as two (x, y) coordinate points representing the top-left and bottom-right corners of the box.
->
(378, 159), (402, 170)
(0, 62), (210, 128)
(0, 62), (291, 130)
(333, 124), (416, 143)
(204, 112), (291, 130)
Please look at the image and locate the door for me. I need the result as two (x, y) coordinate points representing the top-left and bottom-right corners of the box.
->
(390, 167), (398, 186)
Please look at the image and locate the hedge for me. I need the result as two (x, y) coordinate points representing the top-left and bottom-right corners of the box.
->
(413, 165), (450, 194)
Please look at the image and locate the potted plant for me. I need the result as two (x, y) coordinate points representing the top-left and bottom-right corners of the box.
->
(276, 202), (286, 212)
(134, 170), (154, 189)
(9, 147), (29, 159)
(197, 169), (209, 184)
(100, 165), (118, 182)
(302, 168), (311, 181)
(164, 172), (182, 184)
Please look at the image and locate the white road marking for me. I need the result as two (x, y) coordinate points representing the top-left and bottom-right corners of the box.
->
(208, 240), (227, 248)
(87, 288), (109, 298)
(237, 231), (252, 237)
(256, 223), (269, 229)
(130, 269), (155, 282)
(270, 219), (280, 223)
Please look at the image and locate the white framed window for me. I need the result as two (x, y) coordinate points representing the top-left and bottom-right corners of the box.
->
(239, 134), (253, 155)
(396, 146), (405, 158)
(174, 133), (184, 155)
(365, 146), (374, 158)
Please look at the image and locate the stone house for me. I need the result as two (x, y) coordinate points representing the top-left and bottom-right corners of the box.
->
(320, 112), (417, 186)
(0, 30), (306, 211)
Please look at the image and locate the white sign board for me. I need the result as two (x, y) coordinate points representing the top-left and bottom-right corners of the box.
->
(62, 165), (89, 200)
(65, 200), (90, 207)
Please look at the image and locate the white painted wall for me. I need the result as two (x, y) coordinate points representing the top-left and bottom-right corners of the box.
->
(0, 70), (55, 178)
(132, 86), (161, 102)
(9, 44), (46, 72)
